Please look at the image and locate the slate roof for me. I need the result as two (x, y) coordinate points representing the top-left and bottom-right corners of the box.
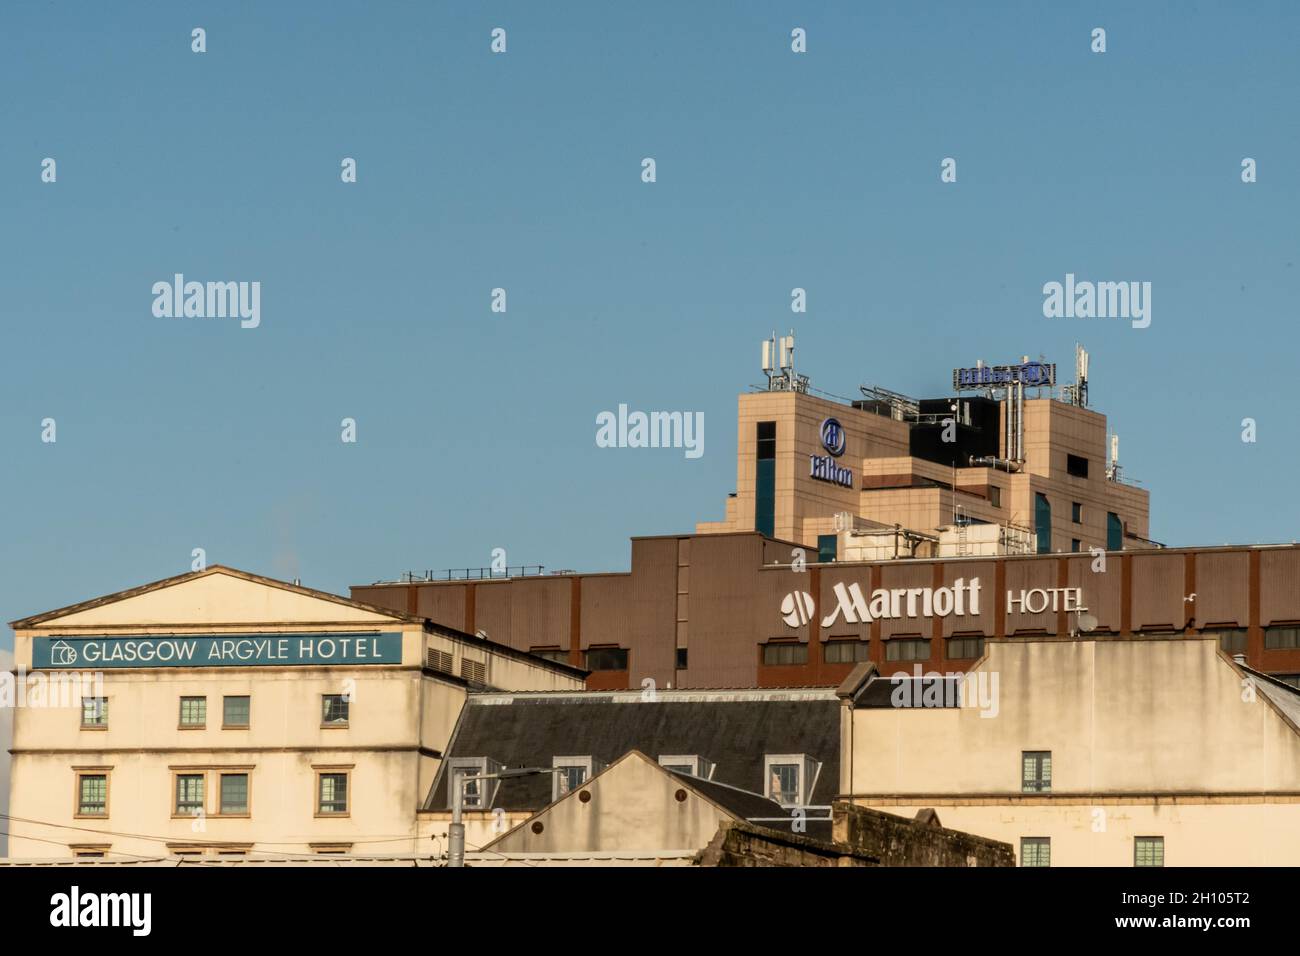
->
(671, 771), (834, 842)
(853, 674), (966, 709)
(1238, 663), (1300, 731)
(426, 693), (841, 812)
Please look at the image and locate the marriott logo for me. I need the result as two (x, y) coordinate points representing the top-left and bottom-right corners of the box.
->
(811, 578), (982, 629)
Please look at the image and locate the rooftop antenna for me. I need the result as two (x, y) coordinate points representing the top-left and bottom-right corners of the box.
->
(1069, 343), (1090, 407)
(1106, 433), (1121, 482)
(761, 329), (808, 393)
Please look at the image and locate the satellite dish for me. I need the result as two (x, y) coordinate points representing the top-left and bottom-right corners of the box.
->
(1076, 613), (1099, 633)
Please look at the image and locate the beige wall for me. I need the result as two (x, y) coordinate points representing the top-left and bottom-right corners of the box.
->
(483, 753), (736, 855)
(6, 569), (582, 859)
(698, 390), (1150, 554)
(846, 638), (1300, 865)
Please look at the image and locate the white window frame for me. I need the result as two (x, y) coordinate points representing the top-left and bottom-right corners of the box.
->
(657, 755), (715, 780)
(763, 753), (822, 807)
(552, 756), (595, 800)
(445, 757), (501, 810)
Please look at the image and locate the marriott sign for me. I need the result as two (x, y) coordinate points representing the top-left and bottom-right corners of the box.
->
(781, 578), (1088, 630)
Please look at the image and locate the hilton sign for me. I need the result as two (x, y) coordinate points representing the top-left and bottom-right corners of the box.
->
(809, 417), (854, 489)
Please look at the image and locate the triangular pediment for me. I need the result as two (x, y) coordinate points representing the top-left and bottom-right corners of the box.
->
(14, 566), (410, 629)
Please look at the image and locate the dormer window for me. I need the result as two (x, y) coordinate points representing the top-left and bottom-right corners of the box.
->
(445, 757), (501, 810)
(763, 754), (822, 807)
(553, 756), (598, 799)
(657, 755), (715, 780)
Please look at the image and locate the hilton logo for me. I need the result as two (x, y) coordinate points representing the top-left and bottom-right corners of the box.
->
(810, 455), (853, 488)
(810, 418), (852, 486)
(819, 418), (846, 457)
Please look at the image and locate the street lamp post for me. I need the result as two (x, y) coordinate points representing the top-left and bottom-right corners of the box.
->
(448, 766), (570, 868)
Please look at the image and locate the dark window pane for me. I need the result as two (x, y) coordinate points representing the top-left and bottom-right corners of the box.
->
(220, 774), (248, 814)
(319, 774), (348, 813)
(762, 642), (808, 666)
(1135, 837), (1164, 867)
(322, 695), (350, 724)
(1021, 837), (1050, 867)
(1265, 626), (1300, 650)
(947, 637), (984, 660)
(585, 647), (629, 671)
(824, 640), (870, 664)
(176, 774), (204, 814)
(1022, 751), (1052, 793)
(1217, 629), (1249, 654)
(885, 639), (931, 662)
(223, 696), (250, 727)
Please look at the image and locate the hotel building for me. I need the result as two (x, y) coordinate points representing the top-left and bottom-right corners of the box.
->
(5, 566), (582, 859)
(839, 638), (1300, 866)
(352, 350), (1300, 691)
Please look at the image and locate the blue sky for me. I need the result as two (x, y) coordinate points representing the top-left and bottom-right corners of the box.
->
(2, 1), (1298, 644)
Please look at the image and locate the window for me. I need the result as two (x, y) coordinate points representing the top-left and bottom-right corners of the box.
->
(989, 485), (1002, 508)
(76, 773), (108, 817)
(553, 757), (594, 799)
(1035, 493), (1052, 554)
(445, 757), (501, 810)
(1071, 501), (1083, 523)
(175, 774), (205, 816)
(585, 646), (629, 671)
(219, 773), (249, 815)
(763, 754), (820, 807)
(1216, 629), (1249, 655)
(1071, 539), (1081, 553)
(317, 772), (349, 815)
(81, 697), (108, 729)
(1066, 454), (1088, 478)
(657, 755), (714, 779)
(1265, 626), (1300, 650)
(824, 640), (870, 664)
(885, 638), (931, 662)
(1022, 751), (1052, 793)
(762, 641), (808, 666)
(223, 696), (250, 728)
(530, 647), (569, 664)
(947, 636), (984, 660)
(179, 696), (206, 728)
(1107, 512), (1123, 551)
(1135, 836), (1165, 867)
(71, 846), (111, 858)
(675, 647), (688, 670)
(756, 421), (776, 538)
(322, 694), (350, 726)
(817, 534), (837, 564)
(1020, 837), (1051, 867)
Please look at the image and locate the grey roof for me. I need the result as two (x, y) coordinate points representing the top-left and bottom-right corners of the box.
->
(672, 772), (834, 842)
(426, 694), (841, 811)
(853, 674), (965, 709)
(1239, 664), (1300, 730)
